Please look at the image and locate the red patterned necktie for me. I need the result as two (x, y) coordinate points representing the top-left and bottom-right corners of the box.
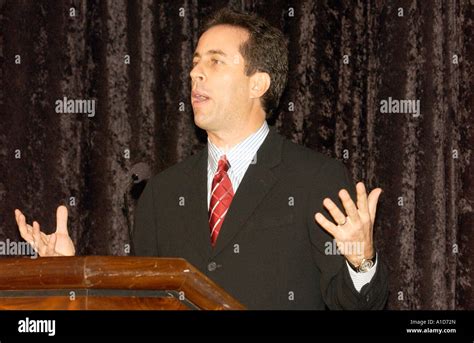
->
(209, 155), (234, 247)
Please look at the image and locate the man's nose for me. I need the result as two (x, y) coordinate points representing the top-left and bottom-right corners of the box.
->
(190, 66), (205, 83)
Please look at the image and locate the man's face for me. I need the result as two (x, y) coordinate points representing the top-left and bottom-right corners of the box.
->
(190, 25), (252, 134)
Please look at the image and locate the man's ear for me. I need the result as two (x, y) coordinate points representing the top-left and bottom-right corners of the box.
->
(249, 72), (271, 99)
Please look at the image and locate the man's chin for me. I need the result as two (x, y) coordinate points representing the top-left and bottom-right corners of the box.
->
(193, 111), (212, 130)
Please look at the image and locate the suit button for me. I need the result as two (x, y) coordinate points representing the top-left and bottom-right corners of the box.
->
(208, 262), (217, 272)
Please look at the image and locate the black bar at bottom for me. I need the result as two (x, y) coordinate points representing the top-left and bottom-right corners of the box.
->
(0, 310), (472, 338)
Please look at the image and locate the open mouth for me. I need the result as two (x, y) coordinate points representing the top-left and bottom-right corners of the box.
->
(192, 90), (211, 106)
(193, 95), (209, 103)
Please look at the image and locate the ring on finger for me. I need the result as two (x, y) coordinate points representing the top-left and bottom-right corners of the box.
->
(338, 217), (347, 226)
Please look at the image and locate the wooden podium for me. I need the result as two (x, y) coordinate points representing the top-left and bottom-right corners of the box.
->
(0, 257), (245, 310)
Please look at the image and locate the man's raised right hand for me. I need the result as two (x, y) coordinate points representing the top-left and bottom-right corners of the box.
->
(15, 205), (76, 256)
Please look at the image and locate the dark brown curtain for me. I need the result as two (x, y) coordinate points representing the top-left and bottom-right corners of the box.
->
(0, 0), (472, 310)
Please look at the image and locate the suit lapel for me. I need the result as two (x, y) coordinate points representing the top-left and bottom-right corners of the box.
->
(211, 128), (283, 257)
(183, 149), (213, 260)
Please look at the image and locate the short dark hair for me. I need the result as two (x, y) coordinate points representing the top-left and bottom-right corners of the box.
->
(201, 9), (288, 118)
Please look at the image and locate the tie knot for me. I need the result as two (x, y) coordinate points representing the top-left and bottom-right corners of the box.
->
(217, 155), (230, 173)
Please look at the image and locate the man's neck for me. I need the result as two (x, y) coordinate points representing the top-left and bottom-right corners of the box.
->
(207, 120), (266, 152)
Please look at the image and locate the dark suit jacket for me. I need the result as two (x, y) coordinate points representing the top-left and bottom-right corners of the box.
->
(133, 128), (388, 309)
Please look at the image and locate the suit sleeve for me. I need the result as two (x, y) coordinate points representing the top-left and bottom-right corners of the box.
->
(308, 159), (389, 310)
(132, 178), (159, 256)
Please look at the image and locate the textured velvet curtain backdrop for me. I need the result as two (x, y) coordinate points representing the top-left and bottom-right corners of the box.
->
(0, 0), (472, 310)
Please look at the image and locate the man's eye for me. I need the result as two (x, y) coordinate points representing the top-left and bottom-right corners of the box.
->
(211, 58), (223, 65)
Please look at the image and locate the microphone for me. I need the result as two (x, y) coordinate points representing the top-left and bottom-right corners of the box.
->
(130, 162), (151, 187)
(123, 162), (152, 254)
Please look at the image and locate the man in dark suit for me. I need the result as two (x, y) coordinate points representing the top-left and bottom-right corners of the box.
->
(16, 9), (388, 309)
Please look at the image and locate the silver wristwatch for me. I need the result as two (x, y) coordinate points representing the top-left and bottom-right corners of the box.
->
(357, 257), (375, 273)
(347, 253), (376, 273)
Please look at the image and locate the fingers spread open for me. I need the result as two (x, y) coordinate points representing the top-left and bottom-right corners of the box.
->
(315, 212), (338, 237)
(45, 233), (57, 256)
(338, 189), (360, 223)
(356, 182), (369, 214)
(56, 206), (69, 234)
(32, 221), (48, 245)
(367, 188), (383, 223)
(16, 211), (32, 241)
(32, 221), (44, 253)
(322, 198), (347, 226)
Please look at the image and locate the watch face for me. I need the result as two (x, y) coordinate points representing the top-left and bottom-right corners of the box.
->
(359, 259), (374, 273)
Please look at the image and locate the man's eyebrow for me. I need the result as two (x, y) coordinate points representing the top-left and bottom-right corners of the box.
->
(193, 49), (228, 59)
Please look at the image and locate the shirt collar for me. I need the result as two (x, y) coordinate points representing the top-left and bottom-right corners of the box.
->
(207, 121), (269, 174)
